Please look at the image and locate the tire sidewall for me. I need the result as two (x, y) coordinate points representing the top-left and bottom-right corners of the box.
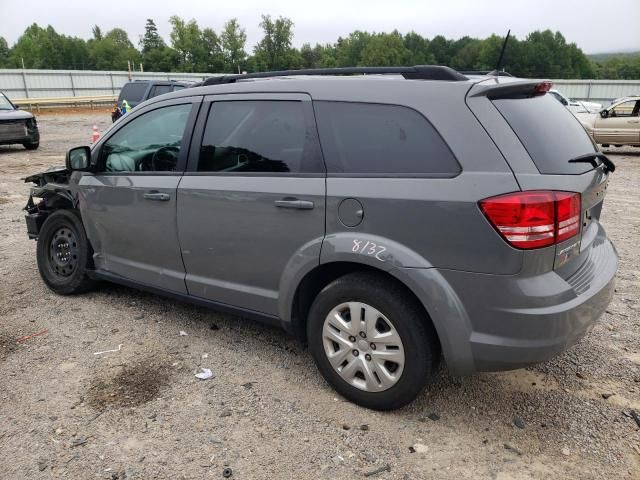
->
(307, 273), (434, 410)
(36, 210), (93, 294)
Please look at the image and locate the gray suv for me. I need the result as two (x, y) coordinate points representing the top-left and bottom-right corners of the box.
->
(24, 66), (618, 410)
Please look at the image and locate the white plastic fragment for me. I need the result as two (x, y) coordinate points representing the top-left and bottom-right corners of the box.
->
(179, 330), (188, 336)
(93, 344), (123, 356)
(195, 368), (213, 380)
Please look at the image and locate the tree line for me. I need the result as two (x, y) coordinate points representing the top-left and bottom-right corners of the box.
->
(0, 17), (638, 79)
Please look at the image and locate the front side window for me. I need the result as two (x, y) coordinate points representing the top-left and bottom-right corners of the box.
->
(102, 104), (192, 173)
(198, 100), (321, 173)
(313, 101), (460, 176)
(611, 100), (640, 117)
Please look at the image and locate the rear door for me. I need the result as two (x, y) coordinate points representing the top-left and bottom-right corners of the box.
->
(79, 96), (201, 293)
(177, 93), (326, 315)
(593, 99), (640, 144)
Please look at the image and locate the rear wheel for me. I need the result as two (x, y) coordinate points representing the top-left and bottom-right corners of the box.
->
(307, 272), (439, 410)
(23, 141), (39, 150)
(36, 210), (95, 295)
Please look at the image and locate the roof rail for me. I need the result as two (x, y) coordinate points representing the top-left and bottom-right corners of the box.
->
(459, 70), (514, 77)
(201, 65), (468, 86)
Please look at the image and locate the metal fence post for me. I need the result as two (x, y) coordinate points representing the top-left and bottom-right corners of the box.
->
(586, 81), (592, 101)
(69, 72), (76, 97)
(109, 73), (115, 94)
(21, 70), (30, 98)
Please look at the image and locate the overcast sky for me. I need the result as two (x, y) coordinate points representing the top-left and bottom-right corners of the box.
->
(1, 0), (638, 54)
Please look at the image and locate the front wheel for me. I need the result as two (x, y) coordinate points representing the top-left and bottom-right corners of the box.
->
(23, 141), (39, 150)
(36, 210), (96, 295)
(307, 272), (440, 410)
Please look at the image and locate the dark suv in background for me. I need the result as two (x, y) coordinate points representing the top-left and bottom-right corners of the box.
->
(0, 90), (39, 150)
(25, 66), (617, 410)
(117, 79), (194, 110)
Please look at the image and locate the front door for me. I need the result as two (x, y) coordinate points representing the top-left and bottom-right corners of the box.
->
(177, 94), (326, 315)
(594, 99), (640, 144)
(79, 97), (201, 293)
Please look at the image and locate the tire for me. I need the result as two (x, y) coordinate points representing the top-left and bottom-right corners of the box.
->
(36, 210), (96, 295)
(307, 271), (440, 410)
(601, 144), (610, 148)
(23, 141), (39, 150)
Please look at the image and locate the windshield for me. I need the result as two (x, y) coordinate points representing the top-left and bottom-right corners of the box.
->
(0, 93), (15, 111)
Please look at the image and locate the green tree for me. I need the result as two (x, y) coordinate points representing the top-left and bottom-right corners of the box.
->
(140, 19), (165, 53)
(88, 28), (140, 70)
(221, 18), (247, 73)
(252, 15), (296, 71)
(335, 31), (371, 67)
(359, 32), (410, 66)
(169, 16), (207, 72)
(0, 37), (10, 67)
(403, 32), (435, 65)
(202, 27), (225, 72)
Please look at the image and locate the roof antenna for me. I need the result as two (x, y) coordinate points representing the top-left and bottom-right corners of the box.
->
(488, 29), (510, 76)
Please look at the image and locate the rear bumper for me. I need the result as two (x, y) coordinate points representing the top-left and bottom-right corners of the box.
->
(404, 226), (617, 375)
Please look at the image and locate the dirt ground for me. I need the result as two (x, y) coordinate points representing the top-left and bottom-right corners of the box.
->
(0, 112), (639, 480)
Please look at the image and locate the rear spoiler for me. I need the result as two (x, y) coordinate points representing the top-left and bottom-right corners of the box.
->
(468, 79), (553, 99)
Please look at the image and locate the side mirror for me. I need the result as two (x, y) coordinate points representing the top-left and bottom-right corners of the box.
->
(66, 146), (92, 171)
(600, 109), (609, 119)
(561, 98), (568, 106)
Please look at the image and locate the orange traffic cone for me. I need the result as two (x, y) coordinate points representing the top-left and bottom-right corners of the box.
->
(91, 124), (100, 143)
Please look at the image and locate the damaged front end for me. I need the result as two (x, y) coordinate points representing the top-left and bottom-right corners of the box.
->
(24, 166), (75, 239)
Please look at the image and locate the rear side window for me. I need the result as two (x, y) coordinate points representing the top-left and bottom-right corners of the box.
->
(313, 101), (460, 176)
(198, 100), (323, 173)
(149, 85), (172, 99)
(118, 82), (148, 103)
(492, 94), (597, 174)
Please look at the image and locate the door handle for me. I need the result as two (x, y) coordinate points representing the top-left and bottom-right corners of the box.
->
(143, 191), (170, 201)
(274, 197), (315, 210)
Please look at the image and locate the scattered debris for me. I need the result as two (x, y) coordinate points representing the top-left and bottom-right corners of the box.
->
(179, 331), (188, 336)
(342, 424), (351, 430)
(70, 437), (88, 448)
(561, 447), (571, 456)
(513, 416), (526, 429)
(93, 344), (123, 356)
(630, 410), (640, 428)
(504, 443), (523, 455)
(15, 329), (48, 344)
(364, 464), (391, 477)
(412, 443), (429, 453)
(195, 368), (213, 380)
(427, 413), (440, 421)
(360, 424), (369, 431)
(37, 460), (47, 472)
(241, 382), (254, 390)
(219, 409), (232, 418)
(601, 393), (615, 400)
(222, 467), (233, 478)
(576, 371), (586, 379)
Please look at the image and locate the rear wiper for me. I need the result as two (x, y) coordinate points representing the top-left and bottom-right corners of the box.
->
(568, 152), (615, 173)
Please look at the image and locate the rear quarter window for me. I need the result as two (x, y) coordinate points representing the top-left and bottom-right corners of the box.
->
(313, 101), (460, 176)
(118, 82), (148, 104)
(492, 94), (597, 175)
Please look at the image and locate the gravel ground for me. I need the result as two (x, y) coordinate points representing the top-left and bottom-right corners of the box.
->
(0, 111), (639, 480)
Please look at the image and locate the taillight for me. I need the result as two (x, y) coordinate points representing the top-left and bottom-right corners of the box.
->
(479, 191), (581, 249)
(534, 81), (553, 95)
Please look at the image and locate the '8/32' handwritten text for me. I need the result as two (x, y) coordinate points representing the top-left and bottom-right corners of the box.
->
(352, 239), (386, 262)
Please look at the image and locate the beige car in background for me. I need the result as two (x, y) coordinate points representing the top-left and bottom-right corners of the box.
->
(577, 96), (640, 147)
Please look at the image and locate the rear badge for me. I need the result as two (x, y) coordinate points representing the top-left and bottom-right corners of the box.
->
(556, 241), (580, 268)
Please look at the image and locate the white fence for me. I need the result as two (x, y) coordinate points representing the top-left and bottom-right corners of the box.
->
(0, 69), (211, 100)
(0, 69), (638, 103)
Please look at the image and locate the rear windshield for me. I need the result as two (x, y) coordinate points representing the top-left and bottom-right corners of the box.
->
(492, 94), (597, 174)
(118, 82), (148, 104)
